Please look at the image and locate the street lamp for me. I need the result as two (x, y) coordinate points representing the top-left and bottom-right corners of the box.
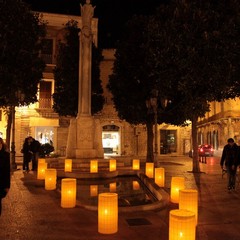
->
(146, 89), (158, 167)
(150, 90), (158, 167)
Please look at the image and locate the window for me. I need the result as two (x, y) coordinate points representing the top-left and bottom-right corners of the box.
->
(41, 39), (53, 64)
(39, 81), (52, 108)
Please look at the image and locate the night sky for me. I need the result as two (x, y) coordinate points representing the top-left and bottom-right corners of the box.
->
(23, 0), (167, 48)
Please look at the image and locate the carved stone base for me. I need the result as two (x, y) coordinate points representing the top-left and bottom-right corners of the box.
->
(66, 116), (104, 159)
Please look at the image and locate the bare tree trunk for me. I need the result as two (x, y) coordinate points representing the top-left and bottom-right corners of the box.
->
(146, 119), (154, 163)
(192, 115), (200, 172)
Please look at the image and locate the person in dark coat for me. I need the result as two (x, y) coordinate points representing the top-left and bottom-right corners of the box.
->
(21, 137), (33, 172)
(220, 138), (239, 190)
(0, 138), (10, 216)
(29, 137), (41, 171)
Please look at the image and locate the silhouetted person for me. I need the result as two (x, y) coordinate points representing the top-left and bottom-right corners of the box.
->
(220, 138), (239, 190)
(0, 138), (10, 216)
(29, 137), (41, 171)
(21, 137), (33, 172)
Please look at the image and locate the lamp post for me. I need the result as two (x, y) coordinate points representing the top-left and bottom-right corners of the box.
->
(150, 89), (158, 167)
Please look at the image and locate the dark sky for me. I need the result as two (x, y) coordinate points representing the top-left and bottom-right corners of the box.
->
(23, 0), (167, 48)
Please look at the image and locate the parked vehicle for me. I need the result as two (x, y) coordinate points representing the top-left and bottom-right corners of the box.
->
(189, 144), (214, 157)
(198, 144), (214, 156)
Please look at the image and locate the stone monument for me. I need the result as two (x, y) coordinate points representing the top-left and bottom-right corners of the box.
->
(66, 0), (103, 159)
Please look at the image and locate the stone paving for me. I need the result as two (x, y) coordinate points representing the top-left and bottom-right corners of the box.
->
(0, 155), (240, 240)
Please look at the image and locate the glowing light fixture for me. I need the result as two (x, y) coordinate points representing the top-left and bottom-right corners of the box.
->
(132, 181), (140, 190)
(132, 159), (140, 170)
(109, 159), (116, 172)
(98, 193), (118, 234)
(145, 162), (154, 178)
(90, 185), (98, 197)
(110, 182), (116, 193)
(90, 160), (98, 173)
(154, 167), (165, 187)
(37, 162), (47, 180)
(169, 209), (196, 240)
(179, 189), (198, 225)
(64, 159), (72, 172)
(170, 177), (185, 203)
(45, 168), (57, 190)
(61, 178), (77, 208)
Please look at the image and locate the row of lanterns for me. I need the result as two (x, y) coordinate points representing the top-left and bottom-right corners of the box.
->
(141, 162), (198, 240)
(36, 158), (118, 234)
(37, 158), (198, 238)
(169, 176), (198, 240)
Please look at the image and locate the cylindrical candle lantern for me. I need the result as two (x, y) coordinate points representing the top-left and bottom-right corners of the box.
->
(90, 185), (98, 197)
(110, 182), (116, 193)
(98, 193), (118, 234)
(132, 159), (140, 170)
(169, 209), (196, 240)
(61, 178), (77, 208)
(170, 177), (185, 203)
(155, 167), (165, 187)
(132, 181), (140, 190)
(90, 160), (98, 173)
(45, 168), (57, 190)
(38, 158), (46, 164)
(37, 162), (48, 180)
(109, 159), (116, 172)
(179, 189), (198, 225)
(64, 159), (72, 172)
(145, 162), (154, 178)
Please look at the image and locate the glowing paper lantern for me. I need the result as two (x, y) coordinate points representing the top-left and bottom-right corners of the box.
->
(169, 209), (196, 240)
(145, 162), (154, 178)
(37, 162), (48, 180)
(38, 158), (46, 164)
(155, 167), (165, 187)
(45, 168), (57, 190)
(109, 159), (116, 172)
(90, 160), (98, 173)
(132, 159), (140, 170)
(179, 189), (198, 225)
(170, 177), (185, 203)
(110, 182), (116, 192)
(132, 181), (140, 190)
(90, 185), (98, 197)
(98, 193), (118, 234)
(61, 178), (77, 208)
(64, 159), (72, 172)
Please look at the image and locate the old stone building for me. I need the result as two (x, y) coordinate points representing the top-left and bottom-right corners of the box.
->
(0, 12), (192, 161)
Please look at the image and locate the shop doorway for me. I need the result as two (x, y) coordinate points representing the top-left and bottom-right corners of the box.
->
(160, 130), (177, 154)
(102, 125), (120, 156)
(35, 126), (54, 145)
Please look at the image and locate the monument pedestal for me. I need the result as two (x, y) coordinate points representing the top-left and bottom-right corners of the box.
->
(66, 116), (104, 159)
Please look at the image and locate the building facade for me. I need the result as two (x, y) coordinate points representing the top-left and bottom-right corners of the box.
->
(0, 12), (192, 160)
(197, 99), (240, 153)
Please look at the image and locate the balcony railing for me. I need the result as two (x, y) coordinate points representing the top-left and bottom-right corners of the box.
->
(39, 98), (51, 109)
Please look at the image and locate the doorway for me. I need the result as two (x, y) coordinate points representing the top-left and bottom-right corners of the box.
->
(102, 125), (120, 156)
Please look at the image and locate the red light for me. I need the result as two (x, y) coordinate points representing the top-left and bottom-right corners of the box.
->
(200, 148), (203, 152)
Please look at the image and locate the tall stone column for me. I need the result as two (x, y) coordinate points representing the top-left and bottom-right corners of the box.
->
(66, 0), (103, 159)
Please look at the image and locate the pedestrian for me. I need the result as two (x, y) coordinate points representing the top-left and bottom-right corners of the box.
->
(0, 138), (10, 216)
(29, 137), (41, 171)
(21, 137), (33, 172)
(220, 138), (239, 190)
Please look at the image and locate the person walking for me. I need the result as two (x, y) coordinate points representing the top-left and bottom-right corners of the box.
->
(21, 137), (33, 172)
(0, 138), (10, 216)
(220, 138), (239, 190)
